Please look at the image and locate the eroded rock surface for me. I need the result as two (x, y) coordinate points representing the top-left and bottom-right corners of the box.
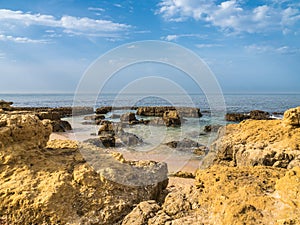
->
(136, 106), (202, 118)
(212, 117), (300, 168)
(0, 114), (168, 224)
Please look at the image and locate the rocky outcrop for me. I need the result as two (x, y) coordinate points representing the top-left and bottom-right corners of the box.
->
(212, 108), (300, 168)
(0, 113), (168, 224)
(225, 110), (271, 122)
(120, 112), (138, 124)
(123, 165), (300, 224)
(282, 106), (300, 127)
(0, 100), (13, 110)
(204, 124), (223, 132)
(136, 106), (202, 118)
(162, 110), (181, 127)
(165, 138), (207, 155)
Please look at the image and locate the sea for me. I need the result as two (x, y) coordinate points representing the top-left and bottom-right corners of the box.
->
(1, 93), (300, 172)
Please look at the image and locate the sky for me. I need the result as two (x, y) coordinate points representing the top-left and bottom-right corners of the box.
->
(0, 0), (299, 93)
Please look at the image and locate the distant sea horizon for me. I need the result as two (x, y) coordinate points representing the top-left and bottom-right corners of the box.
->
(1, 92), (300, 113)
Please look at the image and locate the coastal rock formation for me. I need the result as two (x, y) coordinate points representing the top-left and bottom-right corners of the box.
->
(0, 100), (13, 110)
(162, 110), (181, 127)
(120, 112), (138, 124)
(225, 110), (271, 122)
(204, 124), (223, 132)
(165, 138), (207, 155)
(0, 113), (168, 224)
(123, 165), (300, 224)
(212, 109), (300, 168)
(136, 106), (202, 118)
(282, 106), (300, 127)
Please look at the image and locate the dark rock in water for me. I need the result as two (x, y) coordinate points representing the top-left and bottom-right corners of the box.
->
(225, 113), (250, 122)
(99, 135), (115, 148)
(51, 120), (72, 132)
(136, 106), (202, 118)
(165, 138), (202, 149)
(37, 111), (61, 120)
(83, 138), (104, 147)
(120, 112), (138, 124)
(96, 106), (112, 114)
(98, 122), (116, 136)
(81, 121), (97, 125)
(163, 110), (181, 127)
(0, 100), (13, 110)
(193, 146), (208, 156)
(119, 132), (143, 146)
(249, 110), (270, 120)
(204, 124), (223, 133)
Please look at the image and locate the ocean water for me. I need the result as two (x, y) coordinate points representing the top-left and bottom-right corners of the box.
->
(1, 93), (299, 172)
(1, 93), (300, 113)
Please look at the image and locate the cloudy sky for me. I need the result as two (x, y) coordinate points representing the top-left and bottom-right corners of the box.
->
(0, 0), (299, 93)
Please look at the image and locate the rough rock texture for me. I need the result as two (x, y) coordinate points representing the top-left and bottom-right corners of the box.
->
(0, 100), (13, 110)
(204, 124), (223, 132)
(123, 165), (300, 224)
(162, 110), (181, 127)
(0, 114), (168, 224)
(120, 112), (138, 124)
(50, 119), (72, 132)
(282, 106), (300, 127)
(136, 106), (202, 118)
(212, 117), (300, 168)
(226, 110), (271, 122)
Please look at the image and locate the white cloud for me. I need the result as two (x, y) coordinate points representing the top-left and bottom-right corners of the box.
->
(162, 33), (206, 41)
(0, 9), (130, 38)
(0, 34), (48, 43)
(88, 7), (105, 12)
(245, 44), (300, 54)
(196, 43), (223, 48)
(157, 0), (300, 34)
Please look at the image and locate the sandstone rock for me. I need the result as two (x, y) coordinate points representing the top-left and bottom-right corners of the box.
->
(51, 120), (72, 132)
(37, 111), (61, 120)
(136, 106), (202, 118)
(0, 114), (168, 224)
(225, 113), (250, 122)
(120, 112), (138, 124)
(128, 165), (300, 224)
(95, 106), (112, 114)
(282, 106), (300, 127)
(204, 124), (223, 132)
(46, 139), (78, 149)
(0, 100), (13, 110)
(165, 138), (202, 149)
(250, 110), (270, 120)
(98, 121), (116, 136)
(119, 132), (143, 146)
(83, 114), (105, 121)
(163, 110), (181, 127)
(212, 112), (300, 168)
(99, 135), (116, 147)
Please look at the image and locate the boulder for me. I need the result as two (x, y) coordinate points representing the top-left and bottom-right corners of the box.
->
(119, 132), (143, 146)
(162, 110), (181, 127)
(250, 110), (270, 120)
(165, 138), (201, 149)
(0, 113), (168, 224)
(98, 121), (116, 136)
(204, 124), (223, 132)
(0, 100), (13, 110)
(282, 106), (300, 127)
(96, 106), (112, 114)
(120, 112), (138, 124)
(226, 110), (271, 122)
(37, 111), (61, 120)
(51, 120), (72, 132)
(99, 135), (116, 147)
(225, 113), (250, 122)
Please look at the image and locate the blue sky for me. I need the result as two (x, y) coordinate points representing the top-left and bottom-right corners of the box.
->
(0, 0), (299, 93)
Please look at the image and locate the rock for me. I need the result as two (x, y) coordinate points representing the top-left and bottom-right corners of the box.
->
(46, 139), (79, 149)
(148, 117), (165, 126)
(165, 138), (202, 149)
(0, 114), (168, 224)
(162, 110), (181, 127)
(212, 109), (300, 168)
(204, 124), (223, 132)
(51, 120), (72, 132)
(0, 100), (13, 110)
(110, 113), (121, 119)
(250, 110), (270, 120)
(120, 112), (138, 124)
(83, 115), (105, 121)
(282, 106), (300, 127)
(193, 146), (208, 156)
(98, 121), (116, 136)
(122, 200), (161, 225)
(136, 106), (202, 118)
(225, 113), (250, 122)
(129, 165), (300, 224)
(119, 132), (143, 146)
(99, 135), (116, 147)
(37, 111), (61, 120)
(170, 171), (195, 178)
(96, 106), (112, 114)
